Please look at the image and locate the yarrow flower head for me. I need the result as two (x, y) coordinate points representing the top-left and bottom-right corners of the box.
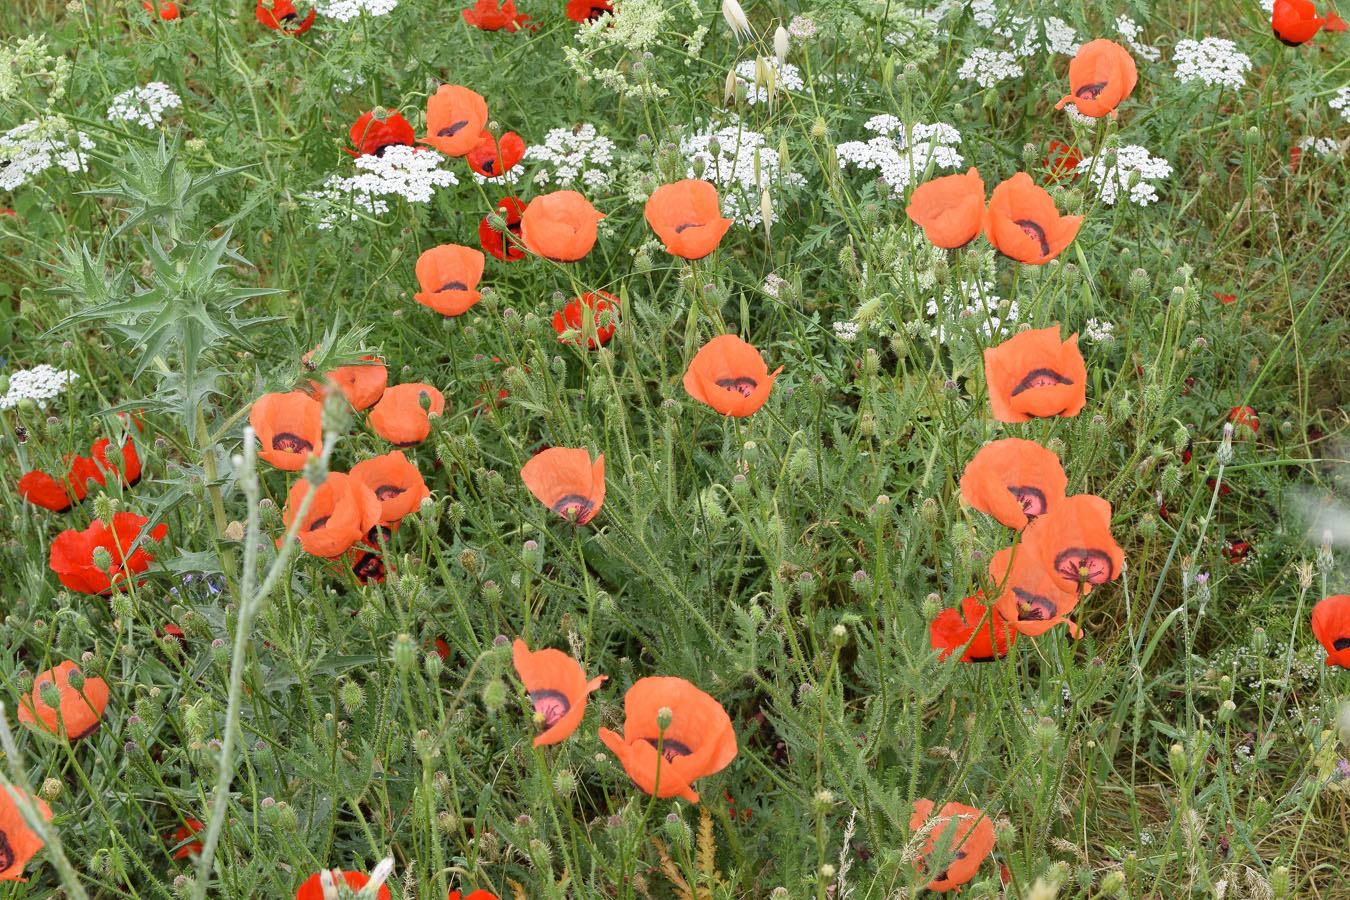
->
(0, 364), (79, 410)
(1173, 38), (1252, 90)
(305, 146), (458, 230)
(680, 123), (805, 226)
(107, 82), (182, 128)
(733, 58), (804, 105)
(1074, 145), (1173, 206)
(994, 15), (1080, 57)
(835, 119), (964, 189)
(0, 118), (96, 191)
(957, 48), (1022, 87)
(1297, 135), (1343, 159)
(525, 123), (616, 191)
(1115, 14), (1160, 61)
(314, 0), (395, 20)
(1331, 86), (1350, 122)
(1083, 318), (1115, 343)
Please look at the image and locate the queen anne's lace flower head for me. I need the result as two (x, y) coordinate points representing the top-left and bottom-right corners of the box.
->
(836, 119), (964, 189)
(733, 58), (804, 105)
(0, 364), (79, 410)
(1297, 136), (1343, 159)
(680, 124), (804, 226)
(0, 119), (96, 191)
(314, 0), (396, 20)
(1331, 87), (1350, 122)
(107, 82), (182, 128)
(1114, 15), (1160, 61)
(1173, 38), (1252, 90)
(925, 280), (1019, 343)
(1074, 145), (1173, 206)
(305, 146), (457, 229)
(526, 124), (616, 190)
(957, 48), (1023, 87)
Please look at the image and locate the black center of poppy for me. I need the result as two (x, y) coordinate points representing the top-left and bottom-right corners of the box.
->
(1014, 219), (1051, 258)
(1334, 637), (1350, 651)
(551, 493), (595, 521)
(1053, 547), (1114, 583)
(438, 120), (469, 138)
(481, 158), (496, 174)
(271, 432), (313, 453)
(367, 524), (393, 544)
(352, 551), (385, 582)
(587, 4), (607, 17)
(1075, 81), (1108, 100)
(716, 376), (758, 397)
(1011, 368), (1074, 396)
(372, 142), (402, 157)
(439, 280), (468, 292)
(308, 516), (330, 531)
(0, 831), (15, 873)
(673, 222), (703, 233)
(1012, 586), (1057, 621)
(1274, 28), (1306, 46)
(642, 736), (693, 762)
(528, 689), (571, 728)
(375, 484), (405, 501)
(280, 11), (297, 21)
(1007, 485), (1048, 516)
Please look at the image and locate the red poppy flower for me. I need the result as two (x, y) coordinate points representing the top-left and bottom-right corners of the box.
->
(644, 180), (734, 260)
(1272, 0), (1325, 44)
(310, 355), (387, 411)
(511, 639), (607, 746)
(553, 291), (619, 348)
(683, 334), (782, 417)
(449, 892), (501, 900)
(520, 447), (605, 525)
(520, 190), (605, 261)
(49, 512), (167, 595)
(250, 391), (323, 471)
(143, 0), (180, 19)
(256, 0), (315, 33)
(350, 451), (430, 528)
(461, 0), (533, 30)
(929, 593), (1017, 662)
(1054, 39), (1138, 119)
(425, 85), (490, 157)
(987, 544), (1083, 637)
(909, 799), (995, 891)
(1327, 10), (1347, 30)
(1311, 595), (1350, 668)
(351, 549), (386, 583)
(16, 660), (110, 740)
(1043, 141), (1082, 182)
(1214, 291), (1237, 305)
(1229, 405), (1259, 436)
(1021, 493), (1124, 595)
(983, 173), (1083, 264)
(0, 787), (52, 882)
(283, 473), (382, 559)
(347, 110), (416, 158)
(414, 244), (485, 317)
(565, 0), (612, 20)
(466, 130), (527, 178)
(1222, 540), (1251, 564)
(167, 819), (204, 860)
(598, 677), (737, 803)
(1206, 477), (1232, 497)
(1290, 145), (1304, 170)
(18, 453), (105, 511)
(296, 871), (391, 900)
(959, 438), (1067, 529)
(982, 326), (1087, 422)
(368, 383), (445, 447)
(91, 437), (142, 487)
(905, 168), (986, 249)
(480, 197), (527, 261)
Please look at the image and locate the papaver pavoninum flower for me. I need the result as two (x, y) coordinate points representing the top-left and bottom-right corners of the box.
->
(449, 892), (501, 900)
(350, 451), (430, 528)
(256, 0), (315, 33)
(461, 0), (533, 30)
(553, 291), (619, 348)
(17, 660), (110, 740)
(347, 111), (415, 158)
(644, 180), (734, 260)
(908, 799), (995, 892)
(511, 639), (607, 746)
(18, 454), (105, 512)
(283, 473), (381, 558)
(310, 355), (387, 411)
(143, 1), (180, 19)
(987, 545), (1082, 637)
(1043, 141), (1082, 183)
(983, 173), (1083, 265)
(414, 244), (486, 317)
(167, 818), (204, 859)
(520, 447), (605, 525)
(1311, 595), (1350, 668)
(1053, 39), (1138, 119)
(295, 870), (391, 900)
(598, 677), (737, 803)
(520, 190), (605, 261)
(959, 438), (1067, 529)
(49, 512), (167, 595)
(905, 168), (985, 249)
(929, 594), (1016, 663)
(466, 130), (526, 178)
(683, 334), (782, 417)
(368, 383), (445, 447)
(0, 787), (52, 882)
(565, 0), (611, 20)
(982, 326), (1087, 422)
(1021, 493), (1124, 595)
(250, 390), (323, 471)
(1272, 0), (1325, 44)
(91, 438), (142, 487)
(424, 85), (489, 157)
(480, 197), (527, 261)
(1327, 9), (1347, 30)
(1229, 405), (1259, 436)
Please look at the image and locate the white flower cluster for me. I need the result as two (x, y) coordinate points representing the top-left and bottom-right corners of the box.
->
(0, 364), (79, 410)
(997, 16), (1079, 57)
(787, 15), (816, 39)
(526, 124), (616, 191)
(1115, 15), (1160, 62)
(925, 280), (1019, 343)
(1297, 136), (1343, 159)
(305, 146), (457, 230)
(835, 120), (964, 189)
(1074, 145), (1173, 206)
(957, 48), (1022, 88)
(968, 0), (996, 29)
(1173, 38), (1251, 90)
(680, 124), (805, 227)
(733, 58), (804, 105)
(762, 273), (788, 297)
(1083, 318), (1116, 343)
(107, 82), (182, 129)
(832, 320), (860, 342)
(1331, 86), (1350, 122)
(314, 0), (396, 21)
(0, 119), (96, 192)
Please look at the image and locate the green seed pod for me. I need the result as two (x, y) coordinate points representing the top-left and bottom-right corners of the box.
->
(391, 634), (416, 671)
(481, 678), (507, 711)
(339, 679), (365, 713)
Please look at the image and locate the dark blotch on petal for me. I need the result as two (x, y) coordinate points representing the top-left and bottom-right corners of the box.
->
(439, 280), (468, 292)
(438, 120), (469, 138)
(1012, 587), (1057, 621)
(271, 432), (314, 453)
(641, 736), (694, 762)
(1334, 637), (1350, 651)
(1075, 80), (1108, 100)
(528, 688), (571, 728)
(1007, 485), (1048, 516)
(1010, 368), (1074, 396)
(715, 376), (758, 397)
(1013, 219), (1052, 258)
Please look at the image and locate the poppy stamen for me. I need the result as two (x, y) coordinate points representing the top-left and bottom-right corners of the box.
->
(1010, 368), (1074, 396)
(353, 552), (385, 582)
(438, 121), (470, 138)
(1053, 547), (1114, 583)
(1007, 485), (1048, 516)
(715, 376), (758, 397)
(1013, 219), (1052, 258)
(1012, 587), (1057, 621)
(528, 688), (572, 728)
(272, 432), (315, 454)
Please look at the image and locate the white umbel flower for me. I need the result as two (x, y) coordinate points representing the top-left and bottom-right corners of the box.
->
(680, 123), (805, 226)
(957, 48), (1023, 88)
(305, 145), (457, 230)
(734, 58), (803, 105)
(314, 0), (396, 21)
(1115, 15), (1160, 61)
(107, 82), (182, 129)
(1173, 38), (1252, 90)
(1331, 86), (1350, 122)
(525, 123), (616, 189)
(0, 364), (80, 410)
(1074, 144), (1172, 206)
(835, 120), (964, 189)
(0, 119), (95, 191)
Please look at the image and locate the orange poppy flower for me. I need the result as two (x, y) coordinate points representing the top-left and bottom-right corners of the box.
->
(598, 677), (737, 803)
(982, 326), (1086, 423)
(959, 438), (1067, 529)
(520, 190), (605, 262)
(1272, 0), (1325, 43)
(1311, 595), (1350, 668)
(466, 130), (527, 178)
(1043, 142), (1082, 183)
(0, 787), (52, 882)
(283, 473), (382, 559)
(350, 451), (430, 528)
(511, 640), (607, 746)
(414, 244), (485, 317)
(1327, 10), (1347, 30)
(520, 447), (605, 524)
(987, 545), (1082, 637)
(167, 818), (204, 859)
(368, 383), (445, 447)
(310, 355), (387, 411)
(296, 870), (391, 900)
(347, 110), (415, 158)
(929, 593), (1016, 662)
(424, 85), (489, 157)
(18, 453), (105, 511)
(1053, 40), (1137, 119)
(905, 168), (986, 249)
(553, 291), (619, 348)
(983, 173), (1083, 264)
(1021, 493), (1124, 594)
(480, 196), (526, 261)
(461, 0), (534, 30)
(16, 660), (110, 740)
(683, 334), (782, 417)
(644, 180), (734, 260)
(909, 799), (995, 891)
(91, 437), (142, 487)
(256, 0), (315, 33)
(250, 391), (323, 471)
(48, 512), (168, 595)
(449, 892), (501, 900)
(143, 0), (180, 18)
(565, 0), (611, 20)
